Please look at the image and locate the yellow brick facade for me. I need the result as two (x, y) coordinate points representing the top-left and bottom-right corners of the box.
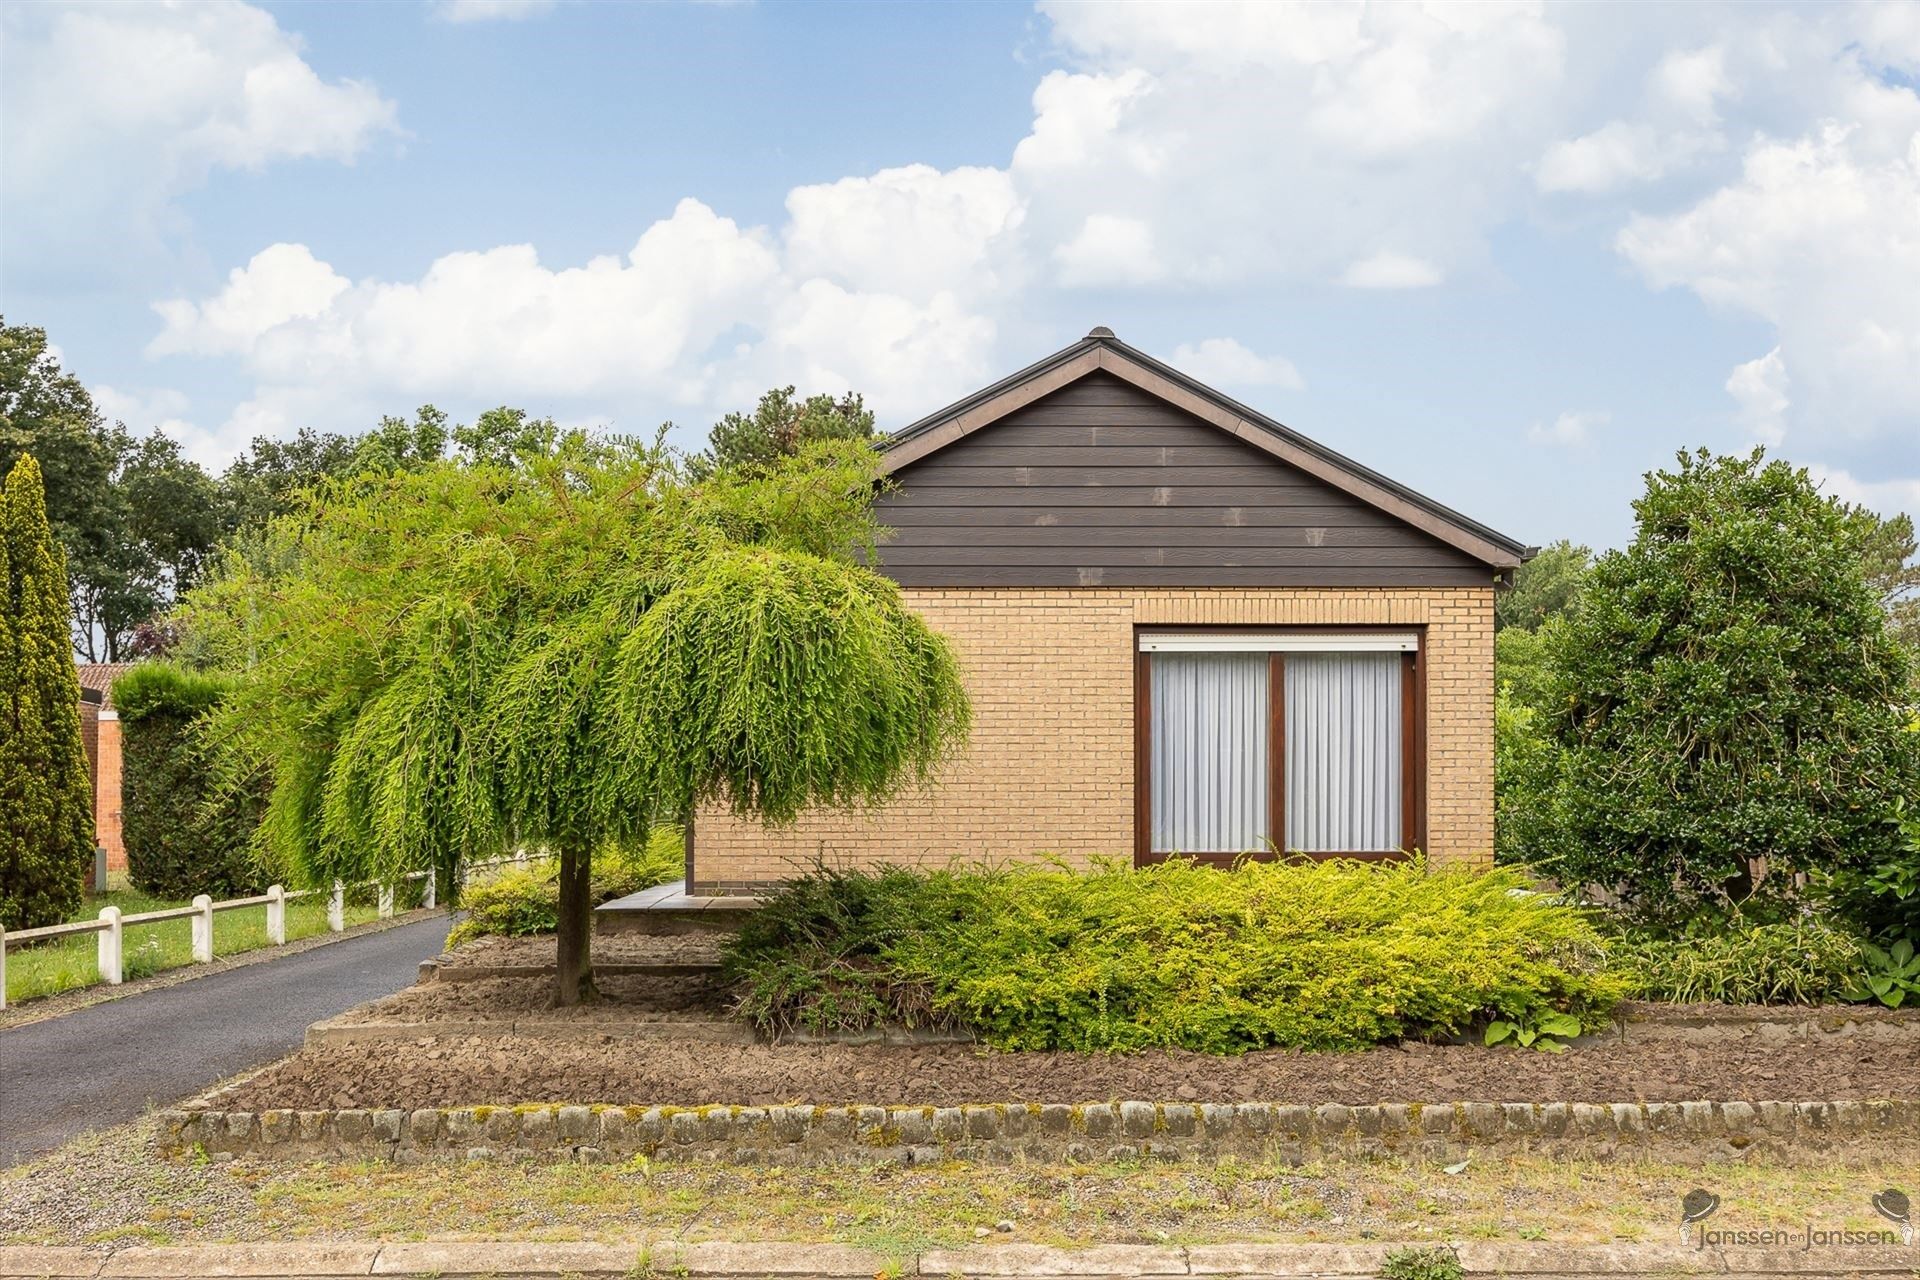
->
(693, 586), (1495, 892)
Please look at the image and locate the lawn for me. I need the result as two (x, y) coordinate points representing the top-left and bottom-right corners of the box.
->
(2, 880), (394, 1006)
(0, 1115), (1904, 1253)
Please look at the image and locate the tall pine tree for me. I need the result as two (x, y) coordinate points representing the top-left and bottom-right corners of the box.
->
(1, 455), (94, 929)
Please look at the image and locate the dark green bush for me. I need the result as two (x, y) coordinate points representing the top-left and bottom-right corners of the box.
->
(1610, 917), (1862, 1005)
(446, 829), (683, 946)
(724, 859), (1622, 1053)
(114, 663), (266, 899)
(1534, 450), (1920, 927)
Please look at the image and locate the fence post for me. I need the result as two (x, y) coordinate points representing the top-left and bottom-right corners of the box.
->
(191, 894), (214, 964)
(97, 905), (123, 985)
(422, 871), (436, 911)
(266, 884), (286, 946)
(378, 883), (394, 920)
(1, 926), (8, 1011)
(328, 880), (344, 932)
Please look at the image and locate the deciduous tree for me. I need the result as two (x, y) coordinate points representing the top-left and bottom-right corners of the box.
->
(183, 436), (969, 1004)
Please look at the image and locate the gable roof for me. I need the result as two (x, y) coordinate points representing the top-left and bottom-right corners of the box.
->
(882, 327), (1533, 571)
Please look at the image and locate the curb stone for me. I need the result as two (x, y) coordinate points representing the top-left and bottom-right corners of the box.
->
(7, 1241), (1920, 1278)
(155, 1096), (1920, 1165)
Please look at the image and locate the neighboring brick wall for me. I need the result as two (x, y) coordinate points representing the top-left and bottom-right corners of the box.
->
(694, 587), (1495, 893)
(97, 711), (125, 872)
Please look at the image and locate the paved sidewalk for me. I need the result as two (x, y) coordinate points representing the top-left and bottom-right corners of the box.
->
(4, 1240), (1918, 1278)
(0, 913), (450, 1167)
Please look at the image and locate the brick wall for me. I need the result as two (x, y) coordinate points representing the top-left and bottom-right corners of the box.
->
(693, 587), (1495, 893)
(97, 712), (125, 872)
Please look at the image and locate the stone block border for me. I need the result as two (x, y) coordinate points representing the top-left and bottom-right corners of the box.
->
(155, 1096), (1920, 1165)
(8, 1238), (1920, 1278)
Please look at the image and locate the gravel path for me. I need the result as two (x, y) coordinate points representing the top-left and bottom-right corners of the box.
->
(0, 913), (450, 1166)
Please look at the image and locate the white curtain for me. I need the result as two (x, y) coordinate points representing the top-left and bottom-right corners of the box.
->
(1150, 651), (1268, 853)
(1284, 652), (1402, 852)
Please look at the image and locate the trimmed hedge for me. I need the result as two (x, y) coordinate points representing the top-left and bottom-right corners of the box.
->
(724, 859), (1622, 1053)
(114, 663), (265, 899)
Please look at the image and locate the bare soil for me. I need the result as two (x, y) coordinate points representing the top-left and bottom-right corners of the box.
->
(440, 934), (722, 968)
(332, 973), (732, 1025)
(216, 1029), (1920, 1111)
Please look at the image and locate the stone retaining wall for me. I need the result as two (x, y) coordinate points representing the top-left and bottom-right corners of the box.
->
(156, 1097), (1920, 1165)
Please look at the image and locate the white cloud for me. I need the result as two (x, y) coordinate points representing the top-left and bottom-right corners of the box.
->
(0, 2), (398, 275)
(1170, 339), (1303, 391)
(1725, 347), (1791, 446)
(1052, 215), (1164, 288)
(1805, 463), (1920, 518)
(1618, 123), (1920, 444)
(146, 197), (1001, 459)
(150, 244), (350, 358)
(783, 164), (1025, 300)
(433, 0), (557, 21)
(1011, 2), (1568, 288)
(1339, 251), (1443, 290)
(1528, 410), (1610, 448)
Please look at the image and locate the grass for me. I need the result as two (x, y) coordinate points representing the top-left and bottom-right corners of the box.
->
(3, 879), (395, 1006)
(1, 1116), (1910, 1252)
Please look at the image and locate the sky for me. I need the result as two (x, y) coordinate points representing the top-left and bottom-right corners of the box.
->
(4, 0), (1919, 553)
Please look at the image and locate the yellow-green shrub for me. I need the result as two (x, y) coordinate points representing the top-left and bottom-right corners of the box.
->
(726, 859), (1622, 1053)
(447, 829), (681, 946)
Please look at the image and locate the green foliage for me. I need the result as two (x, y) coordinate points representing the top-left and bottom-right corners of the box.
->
(1532, 449), (1920, 927)
(1845, 503), (1920, 666)
(0, 454), (94, 928)
(446, 831), (684, 946)
(725, 861), (1621, 1053)
(1493, 632), (1563, 866)
(1379, 1245), (1463, 1280)
(1494, 539), (1590, 632)
(178, 435), (967, 922)
(1842, 938), (1920, 1009)
(693, 387), (877, 478)
(1610, 917), (1862, 1005)
(1483, 1008), (1583, 1052)
(114, 662), (265, 899)
(1824, 792), (1920, 942)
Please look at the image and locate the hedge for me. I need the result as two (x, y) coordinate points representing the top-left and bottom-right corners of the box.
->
(114, 663), (265, 899)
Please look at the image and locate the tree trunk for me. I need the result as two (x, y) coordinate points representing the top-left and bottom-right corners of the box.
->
(553, 843), (598, 1007)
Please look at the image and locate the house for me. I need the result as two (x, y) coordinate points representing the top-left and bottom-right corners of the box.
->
(75, 662), (135, 875)
(693, 329), (1531, 893)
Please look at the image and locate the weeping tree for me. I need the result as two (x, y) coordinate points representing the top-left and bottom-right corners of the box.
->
(180, 435), (969, 1003)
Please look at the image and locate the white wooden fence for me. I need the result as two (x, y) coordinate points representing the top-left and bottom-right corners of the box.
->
(0, 851), (530, 1011)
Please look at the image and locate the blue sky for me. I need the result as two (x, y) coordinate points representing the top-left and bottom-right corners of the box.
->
(5, 0), (1919, 552)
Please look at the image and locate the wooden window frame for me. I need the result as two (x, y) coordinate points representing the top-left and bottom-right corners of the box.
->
(1133, 625), (1426, 867)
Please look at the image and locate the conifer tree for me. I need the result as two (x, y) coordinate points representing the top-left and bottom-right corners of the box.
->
(0, 455), (94, 929)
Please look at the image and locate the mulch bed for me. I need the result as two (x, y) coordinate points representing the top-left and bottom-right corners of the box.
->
(332, 974), (732, 1025)
(217, 1031), (1920, 1112)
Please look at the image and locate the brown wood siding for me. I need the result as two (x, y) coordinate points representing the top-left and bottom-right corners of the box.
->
(875, 371), (1494, 588)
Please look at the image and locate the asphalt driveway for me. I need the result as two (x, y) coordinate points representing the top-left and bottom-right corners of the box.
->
(0, 913), (450, 1166)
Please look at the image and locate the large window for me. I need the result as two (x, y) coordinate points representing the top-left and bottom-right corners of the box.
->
(1136, 631), (1421, 861)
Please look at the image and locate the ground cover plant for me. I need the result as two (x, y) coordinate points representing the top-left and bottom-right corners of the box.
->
(1609, 916), (1863, 1005)
(446, 830), (684, 946)
(725, 859), (1621, 1052)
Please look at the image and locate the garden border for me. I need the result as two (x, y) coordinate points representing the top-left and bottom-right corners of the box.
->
(155, 1096), (1920, 1166)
